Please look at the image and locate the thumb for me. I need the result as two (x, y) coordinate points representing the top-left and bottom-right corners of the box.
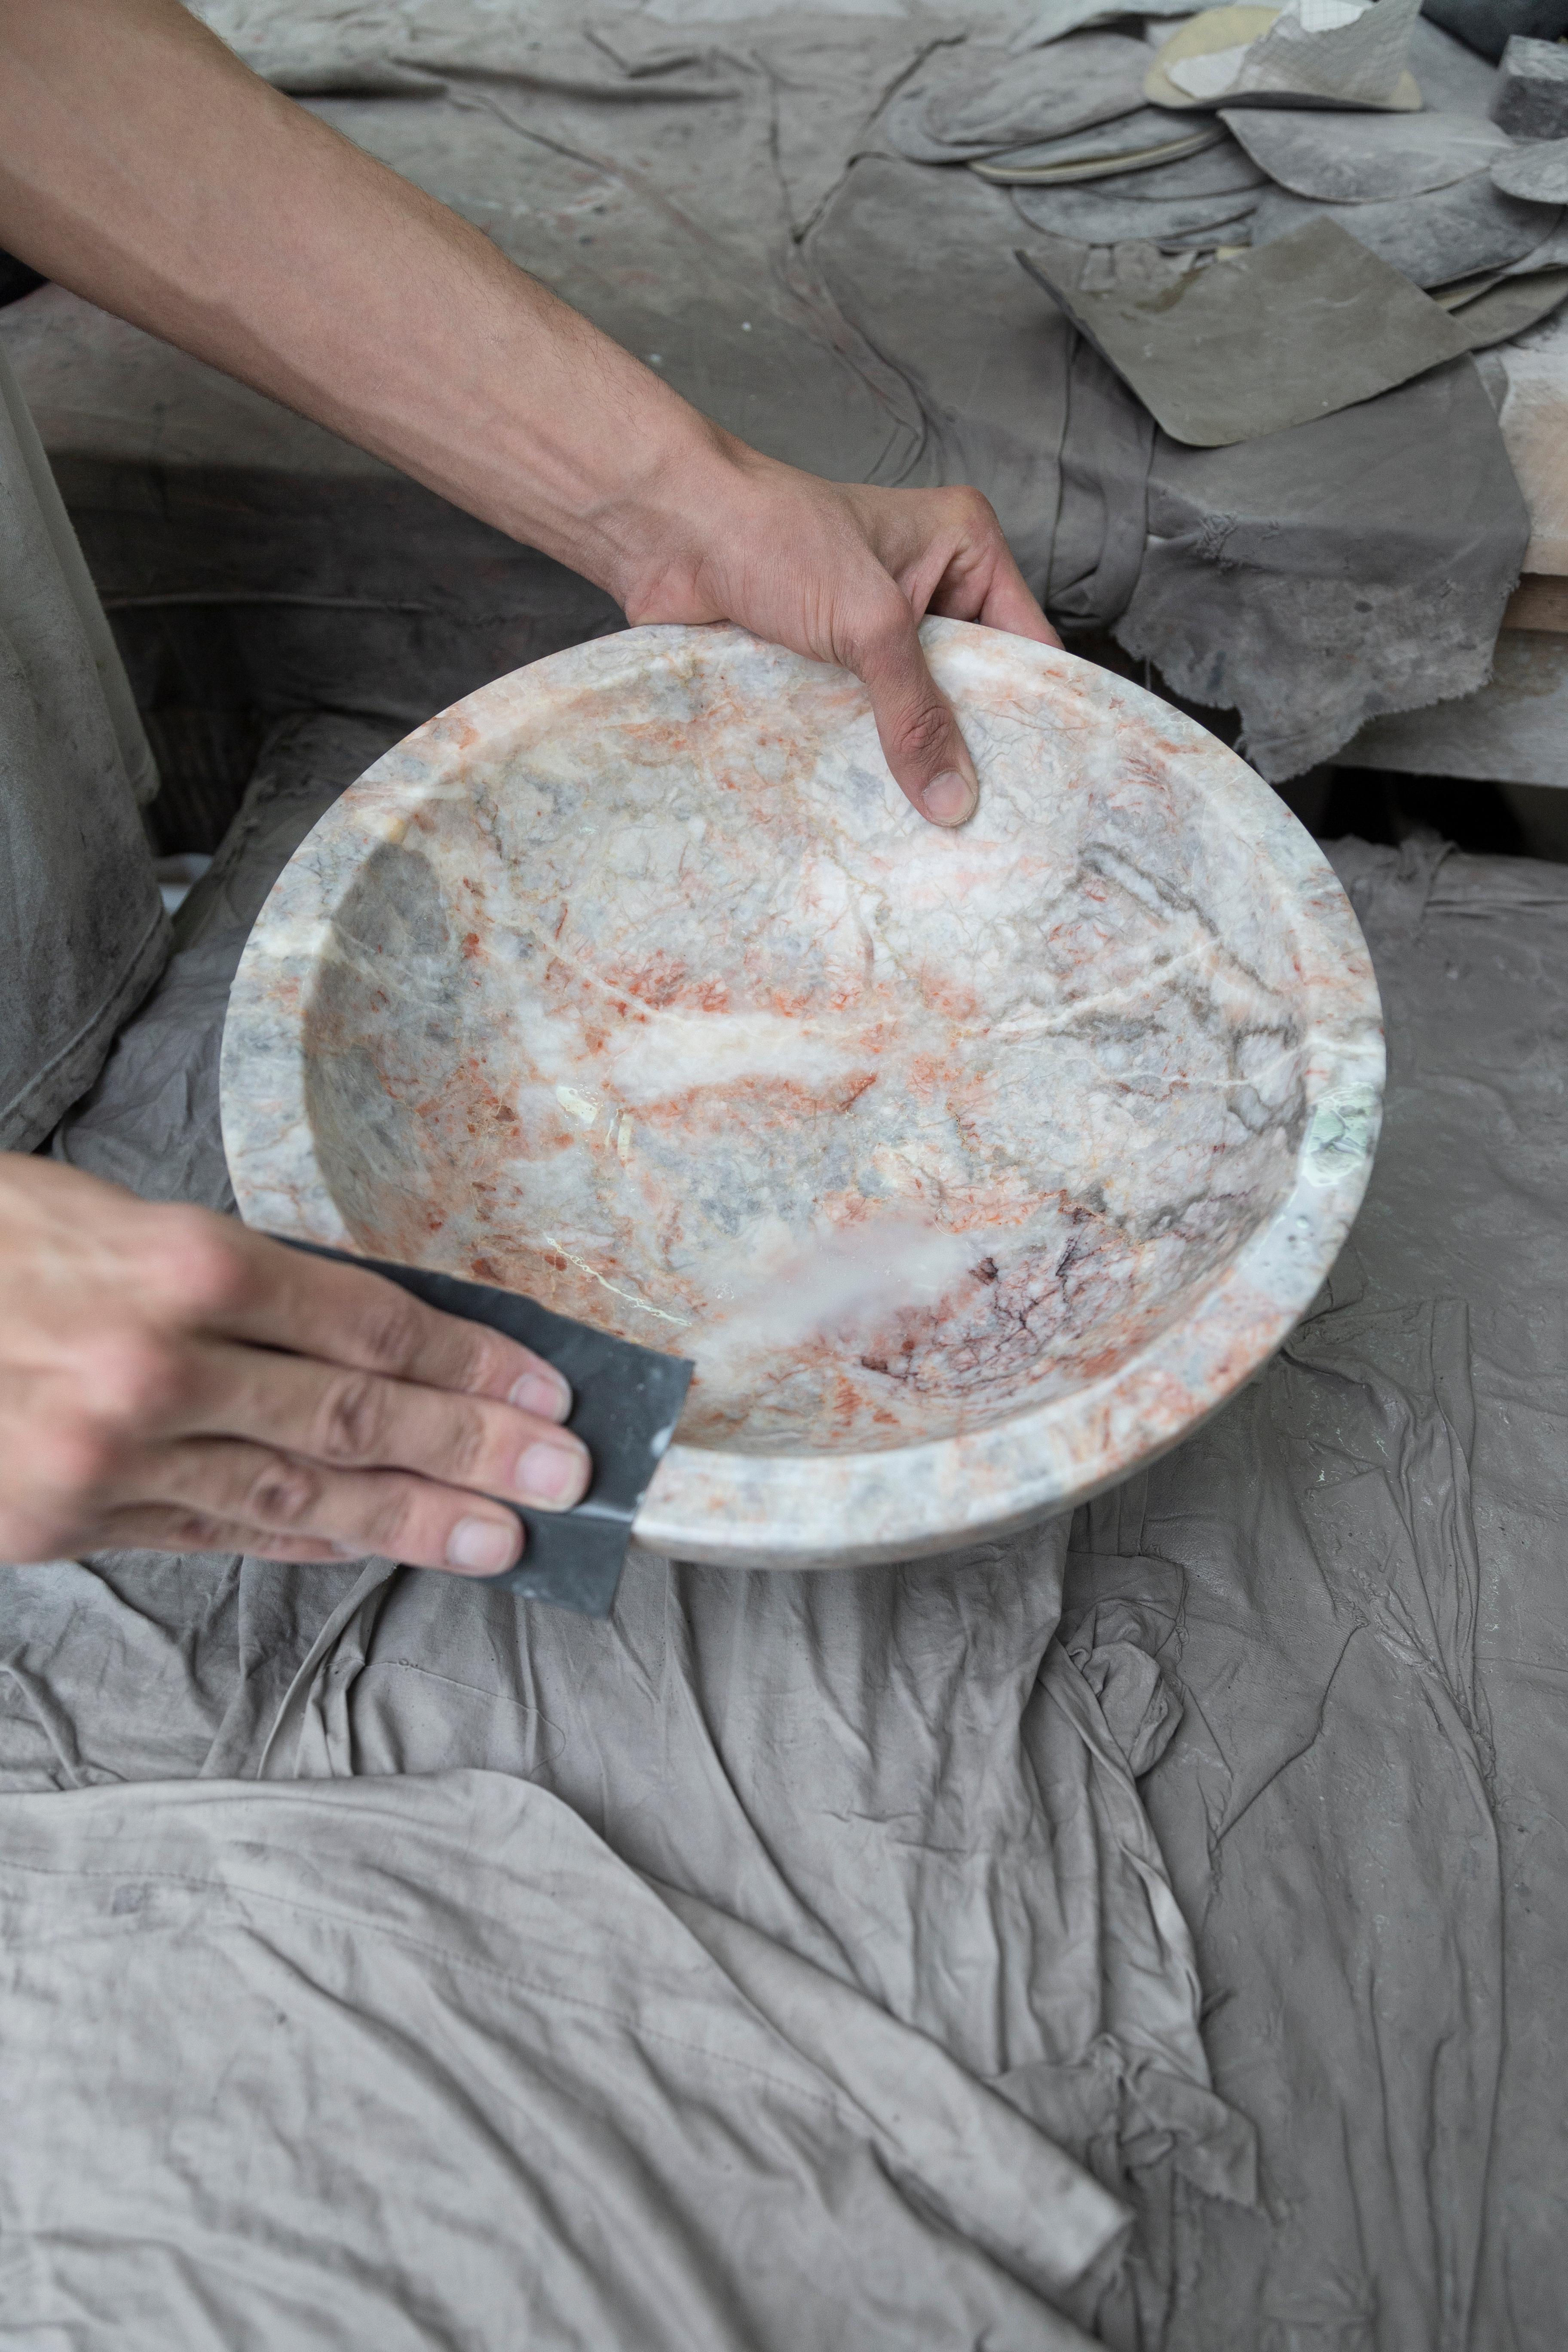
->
(850, 596), (978, 828)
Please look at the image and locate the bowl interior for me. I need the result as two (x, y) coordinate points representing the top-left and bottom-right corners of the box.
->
(301, 629), (1311, 1455)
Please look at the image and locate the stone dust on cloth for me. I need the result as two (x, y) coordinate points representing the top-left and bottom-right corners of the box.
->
(7, 719), (1568, 2349)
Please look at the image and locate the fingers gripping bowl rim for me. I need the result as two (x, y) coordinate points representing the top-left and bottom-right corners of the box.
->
(220, 619), (1384, 1571)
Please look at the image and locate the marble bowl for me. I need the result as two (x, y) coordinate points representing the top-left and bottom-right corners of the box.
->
(220, 620), (1383, 1569)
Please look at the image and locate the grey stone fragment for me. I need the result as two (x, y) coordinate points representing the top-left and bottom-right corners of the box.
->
(1489, 33), (1568, 138)
(1491, 131), (1568, 196)
(1222, 106), (1510, 200)
(1250, 170), (1559, 283)
(1501, 207), (1568, 263)
(1444, 260), (1568, 340)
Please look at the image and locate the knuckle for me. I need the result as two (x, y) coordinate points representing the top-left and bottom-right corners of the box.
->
(146, 1208), (251, 1323)
(83, 1330), (187, 1428)
(244, 1454), (322, 1529)
(352, 1288), (426, 1376)
(314, 1373), (389, 1464)
(440, 1403), (491, 1485)
(360, 1482), (418, 1557)
(167, 1510), (236, 1553)
(893, 698), (956, 763)
(35, 1415), (123, 1500)
(0, 1504), (74, 1566)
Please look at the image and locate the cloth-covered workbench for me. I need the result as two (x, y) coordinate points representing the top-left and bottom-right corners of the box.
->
(3, 5), (1568, 2348)
(3, 0), (1562, 800)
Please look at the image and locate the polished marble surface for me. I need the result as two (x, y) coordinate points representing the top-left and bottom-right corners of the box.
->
(221, 620), (1383, 1566)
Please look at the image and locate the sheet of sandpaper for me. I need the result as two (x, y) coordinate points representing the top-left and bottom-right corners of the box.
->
(880, 30), (1149, 160)
(1221, 102), (1511, 198)
(273, 1239), (693, 1617)
(1018, 217), (1473, 444)
(1249, 169), (1562, 282)
(1148, 0), (1424, 111)
(1209, 0), (1424, 107)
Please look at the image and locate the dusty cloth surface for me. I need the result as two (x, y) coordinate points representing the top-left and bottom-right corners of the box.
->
(7, 713), (1568, 2347)
(0, 1773), (1124, 2351)
(0, 0), (1533, 780)
(0, 339), (167, 1151)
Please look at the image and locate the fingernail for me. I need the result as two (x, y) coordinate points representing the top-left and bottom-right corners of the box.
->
(510, 1368), (571, 1422)
(515, 1440), (589, 1509)
(447, 1516), (521, 1574)
(921, 770), (974, 826)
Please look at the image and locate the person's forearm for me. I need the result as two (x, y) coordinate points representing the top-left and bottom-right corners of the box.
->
(0, 0), (723, 609)
(0, 0), (1059, 826)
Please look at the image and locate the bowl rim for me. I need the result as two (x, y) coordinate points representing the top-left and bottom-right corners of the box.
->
(220, 618), (1385, 1569)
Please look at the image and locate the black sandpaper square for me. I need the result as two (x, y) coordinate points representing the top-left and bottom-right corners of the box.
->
(275, 1239), (694, 1617)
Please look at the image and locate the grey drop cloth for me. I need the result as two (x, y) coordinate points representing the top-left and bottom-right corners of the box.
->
(880, 31), (1150, 161)
(1067, 833), (1568, 2346)
(0, 1), (1531, 783)
(1424, 0), (1568, 64)
(0, 1776), (1119, 2352)
(0, 341), (168, 1151)
(10, 714), (1568, 2349)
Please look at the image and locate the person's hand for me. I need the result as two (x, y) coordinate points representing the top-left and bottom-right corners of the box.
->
(617, 443), (1062, 828)
(0, 1156), (589, 1573)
